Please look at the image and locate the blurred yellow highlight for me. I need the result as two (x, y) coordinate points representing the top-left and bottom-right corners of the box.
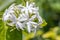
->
(23, 30), (43, 40)
(42, 27), (60, 40)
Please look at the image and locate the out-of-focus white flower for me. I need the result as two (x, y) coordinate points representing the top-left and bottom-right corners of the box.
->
(3, 1), (43, 33)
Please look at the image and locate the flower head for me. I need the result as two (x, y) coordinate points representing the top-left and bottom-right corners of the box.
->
(3, 1), (43, 33)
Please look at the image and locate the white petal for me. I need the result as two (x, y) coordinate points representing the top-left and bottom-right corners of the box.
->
(7, 22), (15, 26)
(29, 21), (38, 25)
(9, 13), (17, 22)
(16, 22), (24, 30)
(3, 9), (8, 15)
(3, 9), (11, 21)
(26, 1), (29, 7)
(27, 22), (31, 33)
(28, 8), (33, 13)
(3, 14), (10, 21)
(29, 15), (36, 21)
(35, 12), (43, 23)
(25, 9), (29, 17)
(34, 28), (36, 34)
(8, 9), (14, 14)
(29, 2), (35, 7)
(18, 14), (28, 22)
(32, 24), (37, 28)
(19, 18), (27, 22)
(31, 8), (38, 12)
(21, 9), (25, 12)
(17, 4), (25, 9)
(26, 2), (29, 17)
(8, 3), (15, 10)
(35, 12), (43, 24)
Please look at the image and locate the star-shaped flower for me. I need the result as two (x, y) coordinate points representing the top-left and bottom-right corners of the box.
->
(17, 1), (43, 25)
(3, 4), (26, 30)
(25, 14), (42, 33)
(3, 1), (43, 33)
(17, 1), (39, 17)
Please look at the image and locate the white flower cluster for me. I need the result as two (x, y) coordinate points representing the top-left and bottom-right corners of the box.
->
(3, 1), (43, 33)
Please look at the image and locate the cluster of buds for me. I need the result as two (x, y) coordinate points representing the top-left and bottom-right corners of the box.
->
(3, 1), (43, 33)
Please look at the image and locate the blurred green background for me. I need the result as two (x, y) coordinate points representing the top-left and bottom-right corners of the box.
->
(0, 0), (60, 40)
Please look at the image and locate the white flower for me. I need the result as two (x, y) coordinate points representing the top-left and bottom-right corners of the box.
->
(3, 10), (26, 30)
(35, 12), (43, 24)
(26, 15), (42, 33)
(3, 1), (43, 33)
(17, 1), (43, 24)
(3, 4), (26, 30)
(17, 1), (38, 15)
(19, 13), (41, 33)
(26, 15), (37, 33)
(26, 21), (38, 33)
(3, 4), (15, 21)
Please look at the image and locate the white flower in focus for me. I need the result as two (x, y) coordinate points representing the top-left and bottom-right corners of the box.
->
(3, 4), (26, 30)
(3, 1), (43, 33)
(17, 1), (43, 25)
(26, 15), (42, 33)
(3, 4), (15, 21)
(17, 1), (38, 15)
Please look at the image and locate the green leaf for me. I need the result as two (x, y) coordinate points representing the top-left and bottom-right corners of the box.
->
(0, 21), (8, 40)
(0, 21), (22, 40)
(40, 20), (47, 27)
(50, 3), (60, 11)
(6, 28), (22, 40)
(0, 0), (15, 11)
